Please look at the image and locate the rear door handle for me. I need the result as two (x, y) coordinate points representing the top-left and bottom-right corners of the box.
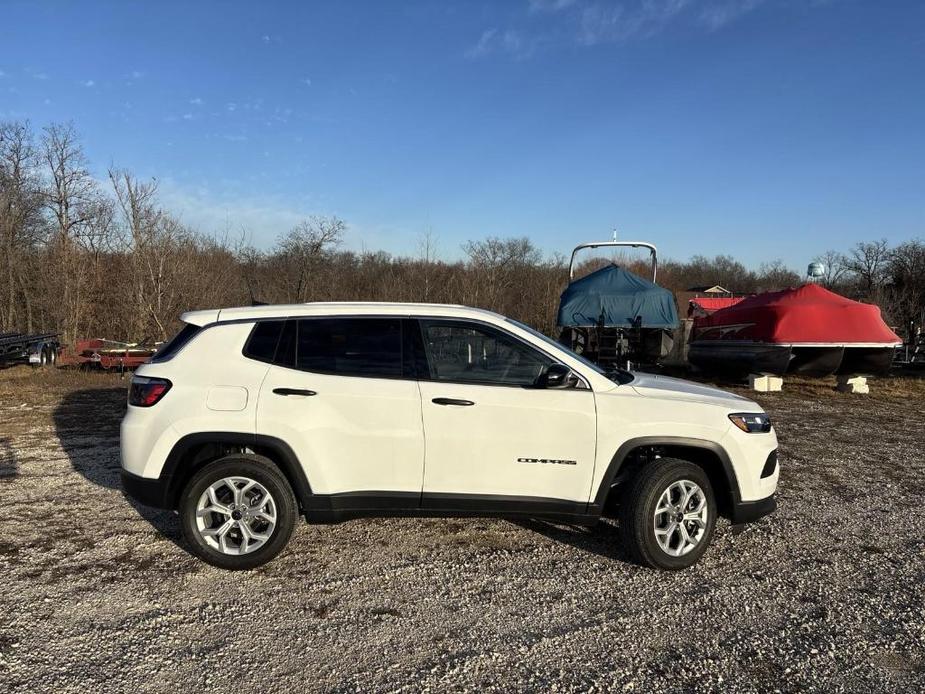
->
(432, 397), (474, 406)
(273, 388), (317, 397)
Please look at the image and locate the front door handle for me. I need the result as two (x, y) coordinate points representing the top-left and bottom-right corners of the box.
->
(273, 388), (317, 397)
(432, 397), (474, 406)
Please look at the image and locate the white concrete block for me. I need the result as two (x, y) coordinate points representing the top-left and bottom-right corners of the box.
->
(749, 374), (783, 392)
(837, 375), (869, 394)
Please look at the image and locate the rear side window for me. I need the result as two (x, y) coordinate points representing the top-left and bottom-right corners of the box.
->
(243, 321), (284, 363)
(295, 318), (402, 378)
(150, 323), (202, 363)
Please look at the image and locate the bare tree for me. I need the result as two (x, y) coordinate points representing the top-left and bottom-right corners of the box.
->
(814, 249), (849, 289)
(274, 216), (345, 302)
(0, 121), (43, 331)
(463, 236), (542, 310)
(109, 168), (180, 339)
(40, 123), (109, 342)
(884, 239), (925, 338)
(416, 227), (439, 302)
(663, 254), (754, 294)
(755, 260), (801, 292)
(843, 239), (890, 295)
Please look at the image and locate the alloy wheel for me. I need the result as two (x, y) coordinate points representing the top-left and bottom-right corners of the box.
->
(653, 479), (708, 557)
(194, 476), (277, 555)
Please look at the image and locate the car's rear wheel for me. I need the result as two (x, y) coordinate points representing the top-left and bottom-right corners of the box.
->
(179, 455), (298, 570)
(618, 457), (716, 570)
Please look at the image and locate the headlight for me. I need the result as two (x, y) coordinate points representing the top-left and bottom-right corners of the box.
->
(729, 412), (771, 433)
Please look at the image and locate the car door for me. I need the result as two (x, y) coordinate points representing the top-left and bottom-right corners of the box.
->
(415, 318), (597, 510)
(255, 316), (425, 501)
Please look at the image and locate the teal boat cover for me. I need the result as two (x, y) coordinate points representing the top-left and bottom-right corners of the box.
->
(557, 265), (679, 329)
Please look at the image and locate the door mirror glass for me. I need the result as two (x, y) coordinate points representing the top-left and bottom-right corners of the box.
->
(542, 363), (578, 389)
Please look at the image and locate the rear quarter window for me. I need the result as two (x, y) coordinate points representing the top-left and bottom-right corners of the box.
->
(150, 323), (202, 363)
(242, 321), (284, 363)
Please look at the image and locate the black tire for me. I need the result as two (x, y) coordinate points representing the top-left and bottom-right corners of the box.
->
(618, 457), (717, 570)
(179, 455), (298, 570)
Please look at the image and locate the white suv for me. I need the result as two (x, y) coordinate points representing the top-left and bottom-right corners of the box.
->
(120, 302), (779, 570)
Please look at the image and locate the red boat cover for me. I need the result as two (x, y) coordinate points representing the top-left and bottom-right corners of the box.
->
(693, 284), (901, 345)
(687, 296), (745, 317)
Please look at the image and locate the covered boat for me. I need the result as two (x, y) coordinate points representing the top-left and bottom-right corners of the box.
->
(558, 240), (679, 367)
(688, 284), (901, 377)
(557, 265), (678, 329)
(687, 296), (745, 318)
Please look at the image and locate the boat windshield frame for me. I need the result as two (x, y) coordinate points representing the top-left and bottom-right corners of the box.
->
(505, 319), (635, 385)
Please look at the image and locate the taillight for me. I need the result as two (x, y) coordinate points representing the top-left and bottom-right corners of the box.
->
(129, 376), (172, 407)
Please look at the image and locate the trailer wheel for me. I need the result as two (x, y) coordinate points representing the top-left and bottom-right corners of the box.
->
(39, 347), (48, 367)
(49, 346), (58, 366)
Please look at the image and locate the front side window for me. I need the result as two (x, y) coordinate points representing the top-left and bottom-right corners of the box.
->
(420, 320), (552, 386)
(295, 318), (402, 378)
(506, 318), (633, 384)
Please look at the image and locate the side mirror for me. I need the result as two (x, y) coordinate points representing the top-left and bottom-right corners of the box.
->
(543, 363), (579, 389)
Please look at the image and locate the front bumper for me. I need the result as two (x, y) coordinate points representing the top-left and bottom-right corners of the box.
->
(729, 494), (776, 524)
(120, 469), (172, 509)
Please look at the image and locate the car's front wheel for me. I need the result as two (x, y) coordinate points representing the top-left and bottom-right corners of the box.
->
(179, 455), (298, 570)
(619, 457), (717, 570)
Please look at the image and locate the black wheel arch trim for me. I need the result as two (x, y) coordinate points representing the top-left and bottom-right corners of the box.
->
(591, 436), (742, 513)
(154, 431), (313, 509)
(128, 432), (769, 526)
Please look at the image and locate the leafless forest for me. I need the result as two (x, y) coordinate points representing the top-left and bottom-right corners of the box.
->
(2, 120), (923, 345)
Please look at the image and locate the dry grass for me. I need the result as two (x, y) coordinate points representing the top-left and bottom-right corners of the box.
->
(0, 365), (127, 392)
(692, 371), (925, 401)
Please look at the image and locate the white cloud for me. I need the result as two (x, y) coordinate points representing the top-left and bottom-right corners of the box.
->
(158, 179), (317, 244)
(261, 34), (271, 43)
(0, 69), (5, 78)
(578, 0), (692, 45)
(465, 28), (535, 60)
(226, 102), (237, 111)
(699, 0), (765, 30)
(182, 113), (193, 120)
(33, 71), (49, 80)
(190, 97), (203, 105)
(466, 28), (498, 58)
(529, 0), (577, 12)
(469, 0), (771, 58)
(302, 77), (312, 86)
(83, 79), (95, 87)
(131, 70), (144, 79)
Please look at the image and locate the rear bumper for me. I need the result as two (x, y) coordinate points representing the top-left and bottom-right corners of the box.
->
(730, 494), (776, 524)
(120, 469), (172, 509)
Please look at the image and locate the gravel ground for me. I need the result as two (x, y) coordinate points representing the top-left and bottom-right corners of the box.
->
(1, 368), (924, 693)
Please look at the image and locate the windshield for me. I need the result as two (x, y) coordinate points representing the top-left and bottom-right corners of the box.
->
(505, 319), (634, 385)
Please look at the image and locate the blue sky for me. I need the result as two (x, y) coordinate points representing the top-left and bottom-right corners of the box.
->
(1, 1), (923, 270)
